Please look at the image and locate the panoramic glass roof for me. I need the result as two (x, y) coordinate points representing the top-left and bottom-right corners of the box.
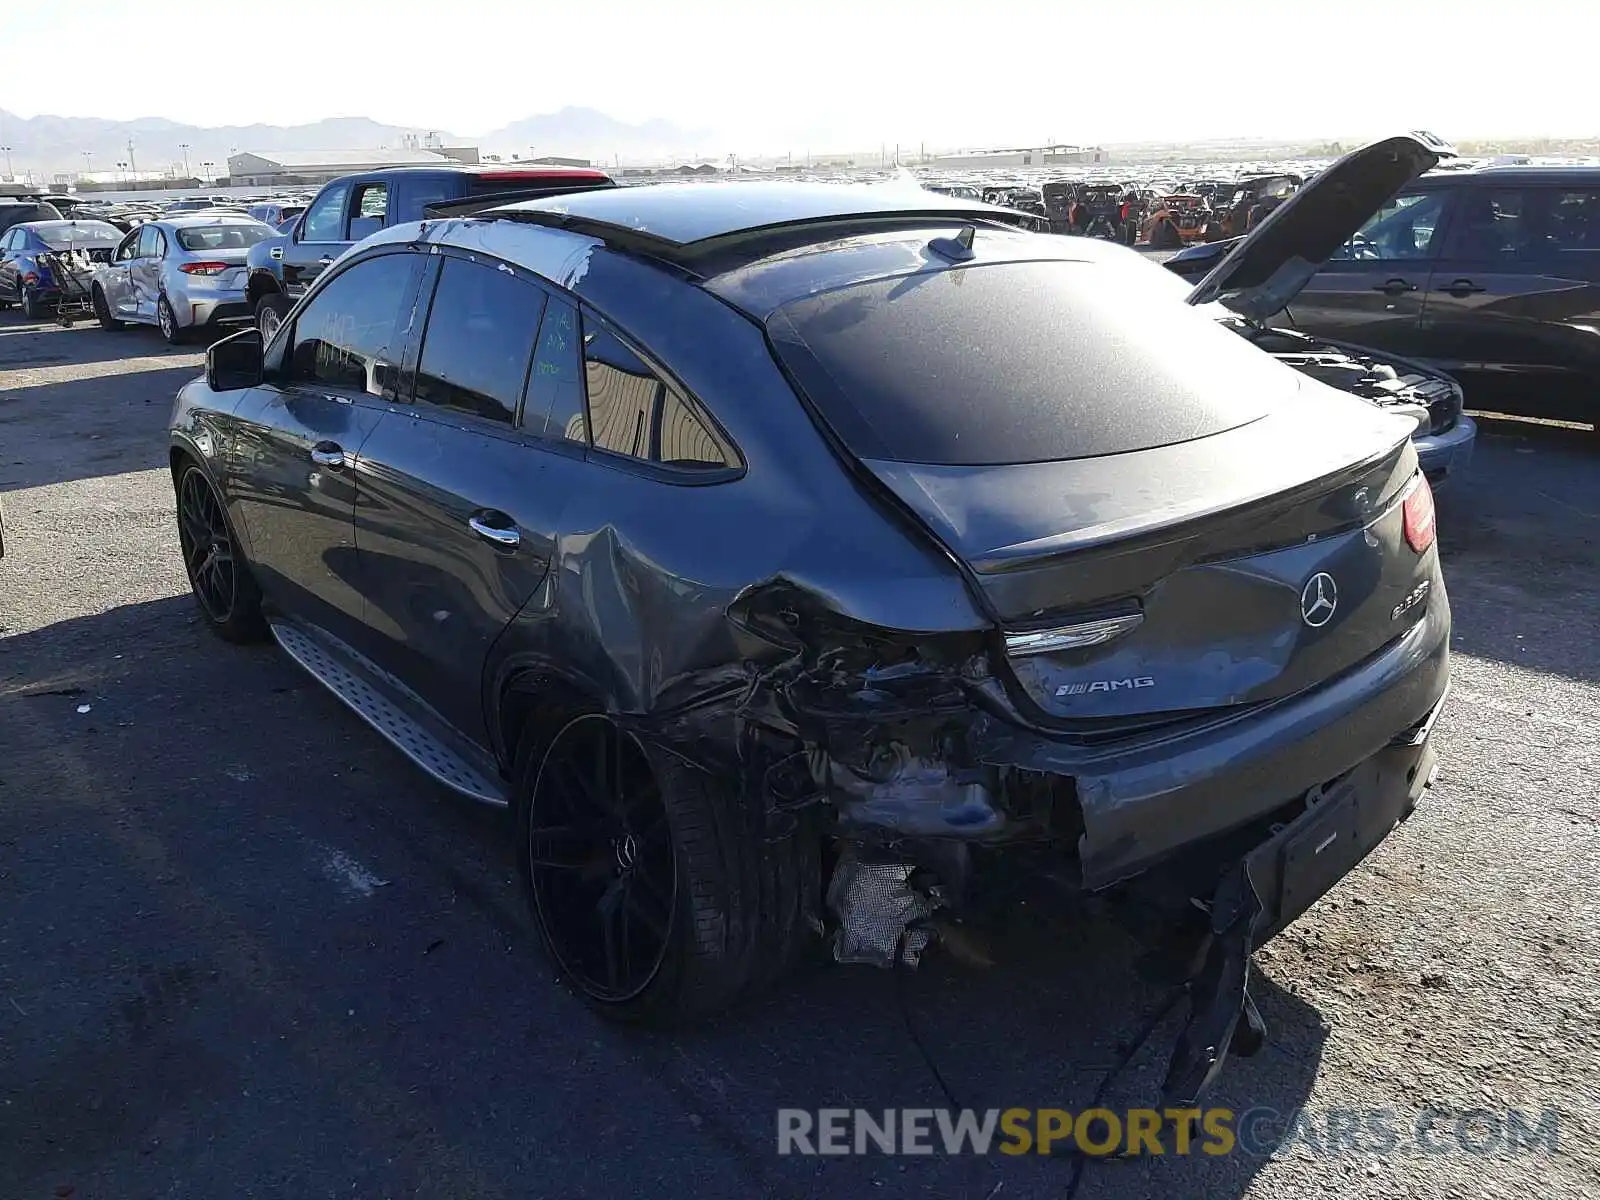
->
(493, 181), (1007, 247)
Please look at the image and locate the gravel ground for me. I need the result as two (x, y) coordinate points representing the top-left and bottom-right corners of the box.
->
(1, 312), (1596, 1199)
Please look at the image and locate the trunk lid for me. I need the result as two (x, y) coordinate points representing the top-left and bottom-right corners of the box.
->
(865, 400), (1426, 724)
(1186, 132), (1456, 323)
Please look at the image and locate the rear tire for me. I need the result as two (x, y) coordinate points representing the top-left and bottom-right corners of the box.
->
(92, 286), (124, 330)
(157, 294), (188, 345)
(515, 710), (818, 1024)
(256, 292), (291, 341)
(20, 286), (46, 321)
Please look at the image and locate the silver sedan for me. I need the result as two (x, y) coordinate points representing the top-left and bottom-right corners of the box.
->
(92, 216), (276, 344)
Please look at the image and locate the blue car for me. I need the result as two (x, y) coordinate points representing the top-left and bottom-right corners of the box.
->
(0, 219), (123, 318)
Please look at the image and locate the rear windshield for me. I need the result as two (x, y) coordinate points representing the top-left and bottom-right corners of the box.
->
(177, 224), (273, 251)
(37, 223), (121, 248)
(766, 259), (1290, 466)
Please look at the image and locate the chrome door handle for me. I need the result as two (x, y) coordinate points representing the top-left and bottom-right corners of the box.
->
(318, 256), (334, 266)
(310, 443), (345, 467)
(468, 514), (520, 548)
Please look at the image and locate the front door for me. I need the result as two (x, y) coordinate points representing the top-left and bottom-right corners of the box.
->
(1289, 187), (1455, 355)
(103, 228), (142, 317)
(129, 224), (167, 321)
(226, 249), (426, 645)
(281, 179), (353, 301)
(353, 253), (573, 745)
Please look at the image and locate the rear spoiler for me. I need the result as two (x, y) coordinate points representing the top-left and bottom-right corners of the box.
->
(422, 180), (618, 221)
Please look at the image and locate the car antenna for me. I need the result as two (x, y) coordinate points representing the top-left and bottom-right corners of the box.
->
(927, 224), (976, 262)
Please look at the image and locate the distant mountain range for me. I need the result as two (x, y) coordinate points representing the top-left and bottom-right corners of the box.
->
(0, 107), (717, 179)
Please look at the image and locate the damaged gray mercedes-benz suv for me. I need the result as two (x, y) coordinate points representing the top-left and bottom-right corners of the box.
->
(169, 180), (1450, 1105)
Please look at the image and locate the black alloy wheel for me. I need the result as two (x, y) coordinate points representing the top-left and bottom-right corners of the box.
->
(178, 466), (238, 624)
(526, 714), (677, 1005)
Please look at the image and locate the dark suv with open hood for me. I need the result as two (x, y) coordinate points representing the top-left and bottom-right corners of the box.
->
(1169, 148), (1600, 433)
(1167, 133), (1477, 483)
(171, 182), (1450, 1105)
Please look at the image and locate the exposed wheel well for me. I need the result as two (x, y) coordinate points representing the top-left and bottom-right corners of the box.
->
(499, 673), (599, 779)
(169, 447), (199, 485)
(246, 276), (281, 306)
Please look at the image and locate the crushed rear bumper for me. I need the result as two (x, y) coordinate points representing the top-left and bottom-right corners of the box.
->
(1164, 701), (1442, 1103)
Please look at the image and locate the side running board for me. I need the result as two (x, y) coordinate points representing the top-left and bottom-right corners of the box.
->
(270, 620), (508, 806)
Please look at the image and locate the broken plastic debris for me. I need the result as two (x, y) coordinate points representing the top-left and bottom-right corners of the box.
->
(75, 704), (91, 714)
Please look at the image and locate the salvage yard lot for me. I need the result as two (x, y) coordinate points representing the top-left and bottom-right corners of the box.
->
(1, 312), (1597, 1199)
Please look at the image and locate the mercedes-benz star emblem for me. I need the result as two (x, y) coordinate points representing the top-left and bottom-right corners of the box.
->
(1300, 573), (1339, 628)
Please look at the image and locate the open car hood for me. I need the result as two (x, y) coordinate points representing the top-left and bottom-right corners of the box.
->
(1186, 132), (1456, 323)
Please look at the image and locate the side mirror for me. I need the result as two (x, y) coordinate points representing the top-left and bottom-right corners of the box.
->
(207, 328), (264, 392)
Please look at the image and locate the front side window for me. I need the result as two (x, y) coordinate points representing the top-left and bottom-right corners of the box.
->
(301, 182), (350, 242)
(287, 252), (422, 395)
(412, 257), (544, 425)
(1332, 191), (1450, 261)
(115, 231), (139, 261)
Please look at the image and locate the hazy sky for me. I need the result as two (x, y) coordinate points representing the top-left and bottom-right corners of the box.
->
(1, 0), (1593, 150)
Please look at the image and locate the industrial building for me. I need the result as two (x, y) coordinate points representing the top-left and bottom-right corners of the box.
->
(926, 144), (1107, 170)
(225, 145), (481, 187)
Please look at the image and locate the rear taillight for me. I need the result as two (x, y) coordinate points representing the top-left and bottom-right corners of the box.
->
(1401, 473), (1437, 553)
(21, 271), (38, 285)
(180, 261), (230, 276)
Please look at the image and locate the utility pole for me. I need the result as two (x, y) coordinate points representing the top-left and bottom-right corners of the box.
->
(82, 150), (93, 175)
(126, 138), (137, 178)
(179, 143), (191, 177)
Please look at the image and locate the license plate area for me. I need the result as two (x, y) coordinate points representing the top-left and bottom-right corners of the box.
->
(1278, 784), (1363, 920)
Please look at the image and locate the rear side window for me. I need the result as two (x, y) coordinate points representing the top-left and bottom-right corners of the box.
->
(349, 183), (388, 241)
(768, 259), (1284, 466)
(1443, 188), (1533, 258)
(523, 296), (587, 444)
(580, 312), (732, 470)
(1546, 189), (1600, 252)
(412, 256), (544, 425)
(289, 252), (423, 395)
(583, 322), (657, 458)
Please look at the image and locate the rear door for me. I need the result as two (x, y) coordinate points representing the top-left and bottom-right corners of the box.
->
(227, 249), (427, 647)
(352, 251), (573, 744)
(1418, 182), (1600, 419)
(282, 179), (353, 300)
(1288, 186), (1455, 353)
